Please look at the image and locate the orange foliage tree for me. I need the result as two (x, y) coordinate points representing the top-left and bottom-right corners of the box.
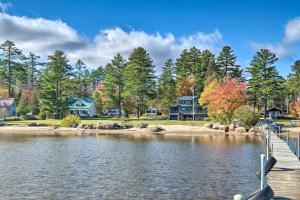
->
(289, 101), (300, 117)
(176, 75), (196, 96)
(200, 78), (247, 124)
(0, 86), (8, 98)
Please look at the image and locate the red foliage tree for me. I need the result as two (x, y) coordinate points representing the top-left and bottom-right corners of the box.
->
(200, 79), (247, 124)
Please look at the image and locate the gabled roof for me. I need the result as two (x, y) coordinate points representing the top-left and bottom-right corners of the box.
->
(266, 107), (283, 112)
(67, 97), (95, 109)
(178, 96), (199, 100)
(0, 98), (15, 110)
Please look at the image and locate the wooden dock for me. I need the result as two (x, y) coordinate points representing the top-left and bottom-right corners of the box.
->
(268, 132), (300, 199)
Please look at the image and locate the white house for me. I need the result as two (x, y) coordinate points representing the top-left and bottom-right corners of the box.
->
(145, 107), (158, 116)
(67, 97), (96, 117)
(0, 98), (17, 119)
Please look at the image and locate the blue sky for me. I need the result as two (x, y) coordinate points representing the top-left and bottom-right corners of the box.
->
(1, 0), (300, 76)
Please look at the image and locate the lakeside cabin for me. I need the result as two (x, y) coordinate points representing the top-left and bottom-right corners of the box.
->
(169, 96), (207, 120)
(67, 97), (96, 118)
(266, 107), (284, 118)
(145, 107), (157, 116)
(0, 98), (17, 120)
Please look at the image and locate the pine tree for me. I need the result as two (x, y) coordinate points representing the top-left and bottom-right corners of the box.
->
(287, 60), (300, 100)
(175, 47), (205, 94)
(159, 59), (176, 112)
(123, 47), (156, 117)
(25, 52), (42, 92)
(103, 54), (126, 116)
(247, 49), (279, 118)
(216, 46), (242, 79)
(74, 59), (89, 97)
(202, 50), (217, 78)
(90, 66), (104, 90)
(92, 89), (103, 116)
(30, 91), (40, 115)
(17, 91), (30, 115)
(39, 50), (71, 119)
(0, 40), (24, 97)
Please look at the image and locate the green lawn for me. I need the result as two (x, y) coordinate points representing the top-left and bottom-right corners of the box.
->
(4, 118), (207, 127)
(273, 119), (300, 127)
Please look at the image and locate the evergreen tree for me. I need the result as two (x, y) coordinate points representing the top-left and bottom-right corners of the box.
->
(216, 46), (242, 79)
(25, 52), (42, 92)
(202, 50), (217, 78)
(0, 40), (24, 97)
(175, 49), (193, 80)
(31, 91), (40, 115)
(74, 59), (89, 97)
(39, 50), (71, 119)
(17, 91), (30, 115)
(90, 66), (104, 90)
(247, 49), (279, 118)
(123, 47), (156, 117)
(159, 59), (176, 112)
(103, 54), (126, 116)
(287, 60), (300, 100)
(175, 47), (205, 94)
(92, 89), (103, 115)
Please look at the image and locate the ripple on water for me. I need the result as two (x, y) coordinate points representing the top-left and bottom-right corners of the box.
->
(0, 135), (263, 199)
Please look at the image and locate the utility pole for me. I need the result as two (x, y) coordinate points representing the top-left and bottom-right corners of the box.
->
(192, 84), (195, 125)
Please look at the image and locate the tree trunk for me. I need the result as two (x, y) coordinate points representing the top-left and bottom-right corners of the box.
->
(8, 47), (12, 97)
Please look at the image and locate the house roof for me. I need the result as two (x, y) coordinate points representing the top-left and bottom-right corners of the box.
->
(266, 107), (283, 112)
(0, 98), (15, 111)
(147, 107), (157, 111)
(67, 97), (95, 109)
(178, 96), (199, 100)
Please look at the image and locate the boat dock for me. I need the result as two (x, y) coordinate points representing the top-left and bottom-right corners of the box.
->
(267, 131), (300, 199)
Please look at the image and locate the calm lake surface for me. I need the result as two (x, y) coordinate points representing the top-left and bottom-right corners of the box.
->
(0, 135), (263, 200)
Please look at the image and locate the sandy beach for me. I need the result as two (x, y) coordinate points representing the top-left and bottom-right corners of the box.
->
(0, 124), (261, 137)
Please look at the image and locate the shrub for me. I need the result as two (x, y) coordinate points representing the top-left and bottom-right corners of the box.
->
(234, 105), (260, 129)
(4, 116), (22, 121)
(60, 115), (81, 127)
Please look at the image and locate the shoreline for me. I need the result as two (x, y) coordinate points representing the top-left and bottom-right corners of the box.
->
(0, 124), (262, 137)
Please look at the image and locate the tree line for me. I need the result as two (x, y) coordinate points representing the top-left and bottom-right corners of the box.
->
(0, 39), (299, 119)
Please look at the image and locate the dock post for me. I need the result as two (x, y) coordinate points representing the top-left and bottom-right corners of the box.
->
(266, 130), (270, 160)
(260, 154), (265, 190)
(233, 194), (244, 200)
(297, 133), (300, 160)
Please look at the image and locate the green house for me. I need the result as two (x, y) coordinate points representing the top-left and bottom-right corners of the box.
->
(67, 97), (96, 117)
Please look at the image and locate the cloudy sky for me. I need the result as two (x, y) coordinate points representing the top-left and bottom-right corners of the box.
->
(1, 0), (300, 75)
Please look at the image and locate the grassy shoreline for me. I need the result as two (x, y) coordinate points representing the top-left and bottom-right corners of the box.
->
(4, 118), (208, 127)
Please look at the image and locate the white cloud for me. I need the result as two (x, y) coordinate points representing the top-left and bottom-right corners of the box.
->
(249, 41), (293, 58)
(0, 13), (223, 70)
(283, 17), (300, 44)
(250, 17), (300, 59)
(0, 2), (11, 13)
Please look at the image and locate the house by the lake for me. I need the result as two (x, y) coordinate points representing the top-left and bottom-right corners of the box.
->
(0, 98), (17, 118)
(67, 97), (96, 117)
(266, 107), (284, 118)
(169, 96), (207, 120)
(145, 107), (157, 116)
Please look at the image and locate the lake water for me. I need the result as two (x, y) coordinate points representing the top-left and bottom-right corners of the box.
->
(0, 135), (263, 200)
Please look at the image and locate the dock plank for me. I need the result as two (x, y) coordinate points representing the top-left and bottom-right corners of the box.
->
(268, 132), (300, 199)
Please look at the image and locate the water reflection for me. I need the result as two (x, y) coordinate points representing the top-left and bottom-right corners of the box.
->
(0, 135), (263, 199)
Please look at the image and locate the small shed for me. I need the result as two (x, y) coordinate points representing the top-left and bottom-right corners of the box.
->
(266, 107), (283, 118)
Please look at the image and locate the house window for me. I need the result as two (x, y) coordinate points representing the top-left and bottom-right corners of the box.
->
(181, 107), (192, 111)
